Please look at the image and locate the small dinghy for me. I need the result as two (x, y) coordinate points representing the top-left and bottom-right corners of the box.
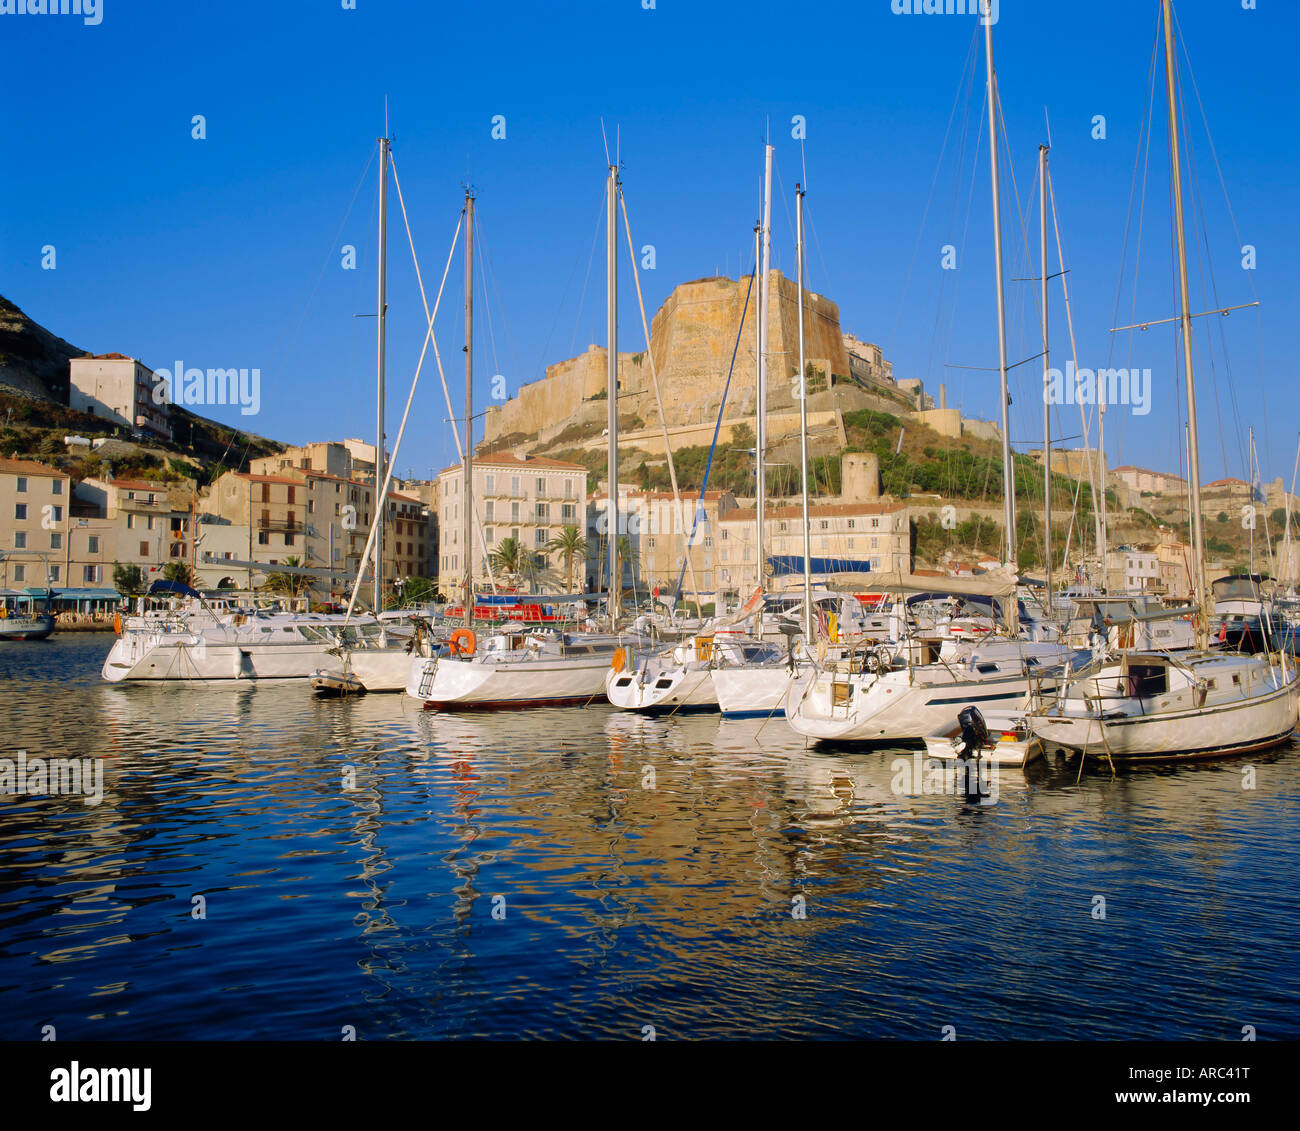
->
(923, 705), (1042, 767)
(310, 668), (367, 697)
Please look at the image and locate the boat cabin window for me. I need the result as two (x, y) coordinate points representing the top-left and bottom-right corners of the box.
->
(1126, 664), (1167, 698)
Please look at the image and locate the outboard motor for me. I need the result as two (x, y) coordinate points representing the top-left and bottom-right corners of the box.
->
(956, 705), (991, 803)
(779, 621), (801, 673)
(957, 705), (990, 759)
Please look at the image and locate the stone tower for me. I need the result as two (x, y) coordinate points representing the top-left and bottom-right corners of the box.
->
(841, 452), (880, 501)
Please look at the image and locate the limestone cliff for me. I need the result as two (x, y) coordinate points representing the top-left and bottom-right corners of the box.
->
(483, 271), (852, 445)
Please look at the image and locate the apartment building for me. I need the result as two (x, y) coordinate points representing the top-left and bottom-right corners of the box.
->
(1114, 465), (1186, 497)
(437, 453), (587, 590)
(0, 457), (71, 587)
(201, 470), (315, 572)
(1106, 546), (1161, 593)
(73, 477), (196, 577)
(250, 441), (357, 482)
(69, 354), (172, 442)
(715, 501), (910, 596)
(383, 491), (431, 596)
(585, 487), (738, 599)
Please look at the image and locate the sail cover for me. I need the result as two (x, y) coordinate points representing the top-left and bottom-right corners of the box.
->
(767, 554), (875, 577)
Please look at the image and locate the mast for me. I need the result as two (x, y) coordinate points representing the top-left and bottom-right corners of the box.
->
(757, 144), (773, 597)
(463, 189), (475, 628)
(1248, 426), (1256, 575)
(375, 135), (389, 613)
(1039, 144), (1051, 600)
(797, 183), (813, 641)
(752, 221), (762, 592)
(984, 11), (1017, 631)
(1162, 0), (1208, 647)
(606, 163), (620, 626)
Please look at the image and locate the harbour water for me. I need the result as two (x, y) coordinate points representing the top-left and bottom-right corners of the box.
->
(2, 634), (1298, 1040)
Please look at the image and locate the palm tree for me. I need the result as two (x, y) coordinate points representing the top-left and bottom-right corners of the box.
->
(161, 561), (193, 587)
(545, 526), (589, 594)
(264, 555), (310, 598)
(490, 537), (538, 584)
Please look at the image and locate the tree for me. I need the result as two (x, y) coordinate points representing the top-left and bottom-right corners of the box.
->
(263, 555), (310, 598)
(490, 537), (538, 582)
(545, 526), (590, 593)
(112, 561), (146, 597)
(401, 577), (436, 603)
(161, 561), (193, 587)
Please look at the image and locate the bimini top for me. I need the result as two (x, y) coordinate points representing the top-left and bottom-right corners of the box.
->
(147, 579), (202, 599)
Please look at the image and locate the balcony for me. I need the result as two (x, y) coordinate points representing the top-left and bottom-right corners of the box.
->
(258, 517), (301, 533)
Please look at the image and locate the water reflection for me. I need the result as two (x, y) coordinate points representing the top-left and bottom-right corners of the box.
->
(0, 635), (1297, 1039)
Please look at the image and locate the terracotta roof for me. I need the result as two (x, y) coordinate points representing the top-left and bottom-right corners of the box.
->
(1114, 465), (1184, 479)
(440, 453), (587, 475)
(588, 490), (731, 502)
(720, 501), (904, 522)
(230, 472), (307, 486)
(0, 457), (67, 479)
(81, 352), (135, 361)
(105, 479), (170, 491)
(299, 469), (369, 487)
(1205, 477), (1249, 488)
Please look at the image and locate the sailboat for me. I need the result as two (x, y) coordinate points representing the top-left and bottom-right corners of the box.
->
(311, 133), (434, 694)
(786, 12), (1086, 744)
(1027, 0), (1299, 763)
(608, 144), (785, 715)
(406, 162), (644, 709)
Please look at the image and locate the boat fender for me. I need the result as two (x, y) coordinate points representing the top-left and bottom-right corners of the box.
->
(611, 646), (629, 673)
(113, 612), (121, 634)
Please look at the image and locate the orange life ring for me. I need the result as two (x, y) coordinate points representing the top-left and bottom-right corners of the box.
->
(113, 612), (123, 635)
(449, 627), (477, 657)
(611, 646), (629, 673)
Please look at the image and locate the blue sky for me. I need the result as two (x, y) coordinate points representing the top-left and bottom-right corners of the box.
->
(3, 0), (1297, 487)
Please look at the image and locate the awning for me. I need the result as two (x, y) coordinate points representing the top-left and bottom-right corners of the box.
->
(47, 588), (124, 601)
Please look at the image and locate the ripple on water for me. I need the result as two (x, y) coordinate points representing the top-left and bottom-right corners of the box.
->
(0, 634), (1298, 1038)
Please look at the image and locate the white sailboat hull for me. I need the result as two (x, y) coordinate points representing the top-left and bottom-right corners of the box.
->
(711, 664), (811, 718)
(1031, 677), (1299, 762)
(406, 652), (613, 709)
(102, 634), (338, 682)
(788, 669), (1046, 743)
(605, 663), (718, 712)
